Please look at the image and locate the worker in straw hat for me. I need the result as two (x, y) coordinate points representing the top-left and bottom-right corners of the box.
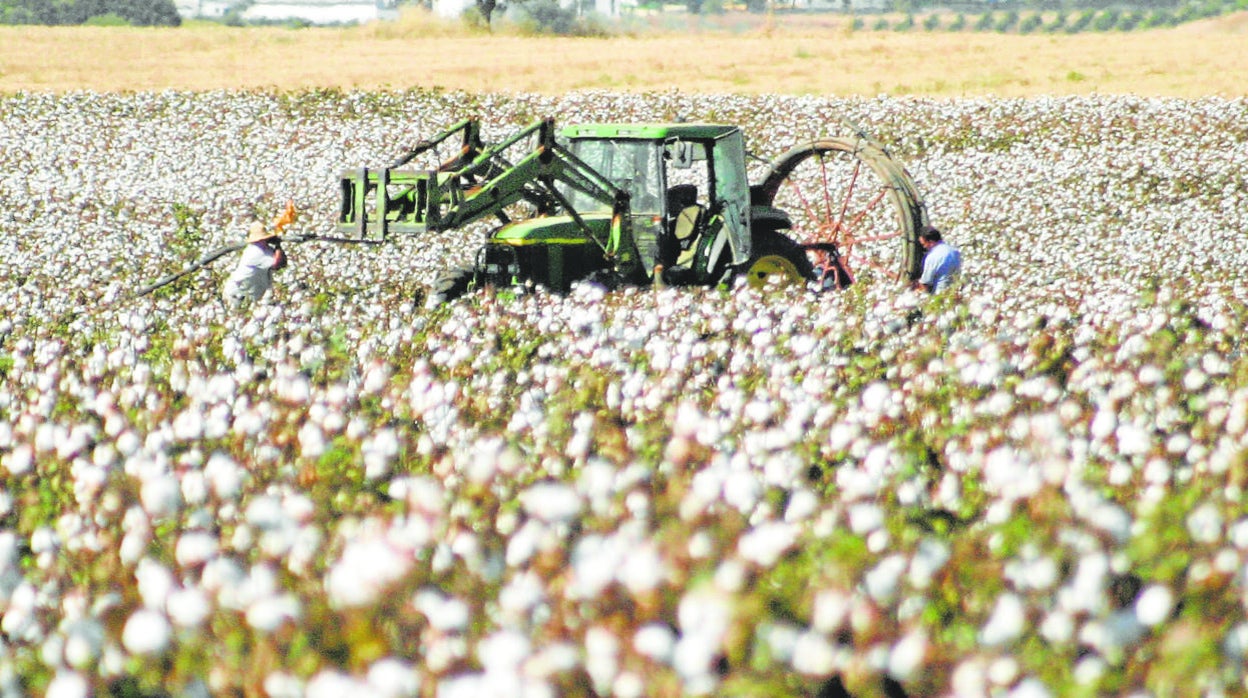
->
(223, 200), (296, 307)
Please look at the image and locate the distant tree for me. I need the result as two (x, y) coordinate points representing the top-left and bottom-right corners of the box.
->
(1117, 9), (1143, 29)
(1092, 8), (1118, 29)
(1141, 8), (1175, 27)
(1065, 8), (1095, 32)
(993, 7), (1018, 30)
(464, 0), (538, 28)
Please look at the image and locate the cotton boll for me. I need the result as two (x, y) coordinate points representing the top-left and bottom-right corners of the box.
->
(122, 609), (171, 656)
(139, 474), (182, 520)
(167, 587), (212, 629)
(1134, 584), (1174, 627)
(887, 629), (928, 682)
(633, 623), (676, 663)
(367, 658), (420, 698)
(45, 672), (88, 698)
(980, 593), (1026, 647)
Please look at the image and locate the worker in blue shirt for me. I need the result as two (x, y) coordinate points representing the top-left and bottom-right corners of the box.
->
(914, 226), (961, 293)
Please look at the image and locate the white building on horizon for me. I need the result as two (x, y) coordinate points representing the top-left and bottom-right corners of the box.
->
(175, 0), (398, 24)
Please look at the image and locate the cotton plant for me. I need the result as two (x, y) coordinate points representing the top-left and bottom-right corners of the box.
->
(2, 90), (1248, 695)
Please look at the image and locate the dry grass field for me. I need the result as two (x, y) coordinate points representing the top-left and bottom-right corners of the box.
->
(1, 9), (1247, 96)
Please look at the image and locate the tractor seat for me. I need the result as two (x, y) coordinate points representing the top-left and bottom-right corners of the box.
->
(673, 205), (706, 248)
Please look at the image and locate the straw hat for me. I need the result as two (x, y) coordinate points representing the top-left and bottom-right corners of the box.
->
(246, 221), (276, 243)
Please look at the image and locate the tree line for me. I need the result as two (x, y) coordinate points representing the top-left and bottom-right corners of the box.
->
(0, 0), (181, 25)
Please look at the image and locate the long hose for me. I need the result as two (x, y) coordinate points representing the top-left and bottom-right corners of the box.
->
(130, 231), (383, 299)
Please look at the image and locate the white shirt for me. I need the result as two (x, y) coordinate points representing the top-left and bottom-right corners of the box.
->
(919, 241), (962, 292)
(223, 241), (281, 302)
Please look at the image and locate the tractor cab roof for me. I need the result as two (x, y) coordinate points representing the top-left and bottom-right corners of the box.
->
(560, 123), (741, 142)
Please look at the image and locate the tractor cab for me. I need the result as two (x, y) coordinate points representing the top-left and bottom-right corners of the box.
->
(559, 123), (754, 283)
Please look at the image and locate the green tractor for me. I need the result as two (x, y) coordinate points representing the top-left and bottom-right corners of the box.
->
(337, 117), (928, 305)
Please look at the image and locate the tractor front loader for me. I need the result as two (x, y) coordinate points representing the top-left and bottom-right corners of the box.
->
(337, 116), (929, 305)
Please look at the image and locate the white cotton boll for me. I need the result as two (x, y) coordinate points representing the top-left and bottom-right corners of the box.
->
(1134, 584), (1173, 627)
(864, 555), (907, 602)
(326, 537), (413, 609)
(30, 527), (58, 555)
(367, 658), (419, 698)
(784, 488), (819, 523)
(687, 531), (714, 559)
(264, 672), (305, 698)
(122, 609), (170, 656)
(1186, 503), (1223, 544)
(42, 633), (66, 667)
(175, 531), (219, 568)
(812, 589), (851, 633)
(4, 444), (33, 476)
(414, 589), (470, 632)
(62, 619), (104, 669)
(298, 421), (326, 459)
(613, 672), (644, 698)
(848, 503), (885, 534)
(247, 595), (300, 633)
(1114, 423), (1151, 456)
(135, 558), (174, 610)
(1084, 610), (1145, 655)
(887, 629), (927, 681)
(584, 625), (619, 694)
(988, 656), (1019, 685)
(1008, 678), (1052, 698)
(306, 670), (369, 698)
(520, 483), (582, 523)
(909, 539), (951, 589)
(1040, 609), (1073, 644)
(140, 474), (182, 520)
(980, 593), (1026, 647)
(791, 631), (837, 676)
(619, 544), (665, 594)
(860, 381), (892, 416)
(634, 623), (676, 663)
(116, 430), (141, 457)
(167, 587), (211, 629)
(1074, 655), (1106, 684)
(45, 671), (89, 698)
(723, 470), (762, 514)
(1090, 409), (1117, 440)
(477, 629), (531, 675)
(180, 470), (208, 506)
(952, 658), (989, 697)
(1223, 623), (1248, 659)
(737, 522), (798, 567)
(201, 556), (246, 597)
(204, 453), (245, 500)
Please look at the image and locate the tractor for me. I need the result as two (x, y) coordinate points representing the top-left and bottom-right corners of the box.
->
(336, 117), (928, 305)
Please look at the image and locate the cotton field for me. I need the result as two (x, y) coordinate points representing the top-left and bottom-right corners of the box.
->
(2, 89), (1248, 697)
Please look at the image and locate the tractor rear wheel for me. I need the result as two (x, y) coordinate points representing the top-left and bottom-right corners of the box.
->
(754, 135), (928, 284)
(738, 228), (816, 290)
(426, 267), (476, 308)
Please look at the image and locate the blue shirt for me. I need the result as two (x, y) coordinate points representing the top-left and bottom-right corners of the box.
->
(919, 242), (961, 292)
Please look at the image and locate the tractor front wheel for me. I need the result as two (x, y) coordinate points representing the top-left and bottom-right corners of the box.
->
(738, 229), (816, 290)
(754, 135), (928, 284)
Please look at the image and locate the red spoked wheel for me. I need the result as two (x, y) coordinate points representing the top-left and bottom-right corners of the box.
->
(753, 136), (928, 285)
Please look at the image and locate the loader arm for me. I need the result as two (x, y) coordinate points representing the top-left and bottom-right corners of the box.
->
(338, 119), (635, 271)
